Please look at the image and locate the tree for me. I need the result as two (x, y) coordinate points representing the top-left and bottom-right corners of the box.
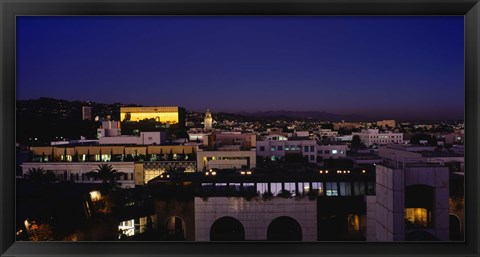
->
(189, 147), (196, 160)
(24, 167), (55, 183)
(73, 150), (79, 162)
(86, 164), (126, 190)
(28, 223), (55, 241)
(181, 149), (185, 160)
(351, 135), (365, 148)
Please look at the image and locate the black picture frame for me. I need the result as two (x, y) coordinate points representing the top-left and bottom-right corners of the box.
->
(1, 0), (479, 256)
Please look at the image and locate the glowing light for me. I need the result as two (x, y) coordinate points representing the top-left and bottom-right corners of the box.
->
(362, 170), (366, 173)
(205, 172), (209, 176)
(240, 171), (245, 175)
(325, 170), (328, 174)
(246, 171), (252, 175)
(211, 172), (216, 175)
(89, 191), (101, 201)
(320, 170), (323, 174)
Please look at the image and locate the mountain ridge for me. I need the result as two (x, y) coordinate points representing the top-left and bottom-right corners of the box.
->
(235, 110), (374, 122)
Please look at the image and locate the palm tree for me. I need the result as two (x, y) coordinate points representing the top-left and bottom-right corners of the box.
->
(24, 167), (55, 183)
(86, 164), (125, 189)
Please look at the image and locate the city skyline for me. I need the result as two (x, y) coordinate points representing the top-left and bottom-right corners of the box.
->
(17, 16), (464, 120)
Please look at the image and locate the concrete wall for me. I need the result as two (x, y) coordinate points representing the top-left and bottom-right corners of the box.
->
(375, 165), (404, 241)
(377, 146), (422, 161)
(194, 197), (317, 241)
(99, 136), (138, 145)
(365, 195), (377, 241)
(375, 164), (450, 241)
(99, 132), (166, 145)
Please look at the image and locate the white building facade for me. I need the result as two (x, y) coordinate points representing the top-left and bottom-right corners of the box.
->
(256, 135), (317, 163)
(196, 149), (256, 171)
(317, 144), (348, 160)
(352, 129), (403, 147)
(99, 131), (167, 145)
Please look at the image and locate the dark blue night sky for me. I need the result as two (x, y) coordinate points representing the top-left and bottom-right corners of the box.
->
(16, 16), (464, 120)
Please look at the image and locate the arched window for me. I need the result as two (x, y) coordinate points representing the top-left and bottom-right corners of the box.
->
(449, 214), (462, 241)
(404, 185), (434, 228)
(165, 216), (186, 241)
(210, 216), (245, 241)
(267, 216), (302, 241)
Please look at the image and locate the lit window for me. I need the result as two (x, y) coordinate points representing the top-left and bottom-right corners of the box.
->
(347, 214), (361, 233)
(284, 182), (296, 196)
(326, 182), (338, 196)
(256, 183), (269, 194)
(118, 219), (135, 237)
(332, 150), (338, 154)
(312, 182), (324, 196)
(339, 182), (352, 196)
(271, 146), (276, 151)
(297, 182), (310, 195)
(405, 208), (431, 228)
(270, 183), (282, 195)
(353, 182), (365, 196)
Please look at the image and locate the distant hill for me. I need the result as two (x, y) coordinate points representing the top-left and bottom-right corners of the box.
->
(236, 110), (373, 122)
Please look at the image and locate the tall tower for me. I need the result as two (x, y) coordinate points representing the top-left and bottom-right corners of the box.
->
(204, 109), (213, 131)
(82, 106), (92, 120)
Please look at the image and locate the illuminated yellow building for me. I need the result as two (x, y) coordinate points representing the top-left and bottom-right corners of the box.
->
(120, 106), (185, 126)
